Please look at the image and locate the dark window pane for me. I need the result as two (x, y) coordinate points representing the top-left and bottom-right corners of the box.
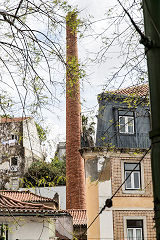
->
(127, 220), (143, 228)
(11, 157), (18, 166)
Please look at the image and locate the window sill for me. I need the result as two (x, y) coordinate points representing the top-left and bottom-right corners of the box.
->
(119, 133), (136, 136)
(122, 189), (145, 194)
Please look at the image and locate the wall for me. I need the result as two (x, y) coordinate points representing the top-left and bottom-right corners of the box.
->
(23, 118), (43, 162)
(55, 215), (73, 239)
(110, 150), (153, 197)
(113, 210), (156, 240)
(82, 148), (154, 240)
(0, 216), (53, 240)
(96, 93), (150, 148)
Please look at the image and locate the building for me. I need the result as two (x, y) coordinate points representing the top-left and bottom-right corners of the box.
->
(0, 192), (73, 240)
(19, 187), (87, 239)
(0, 190), (59, 209)
(0, 117), (44, 190)
(20, 186), (66, 210)
(55, 142), (66, 161)
(68, 209), (87, 240)
(81, 84), (156, 240)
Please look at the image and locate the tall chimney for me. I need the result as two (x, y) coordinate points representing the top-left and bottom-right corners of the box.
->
(66, 12), (86, 210)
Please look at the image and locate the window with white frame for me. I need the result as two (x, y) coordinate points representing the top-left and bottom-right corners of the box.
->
(11, 134), (19, 141)
(127, 219), (143, 240)
(118, 110), (134, 134)
(124, 163), (141, 190)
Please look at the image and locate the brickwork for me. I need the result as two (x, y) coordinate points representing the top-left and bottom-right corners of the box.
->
(66, 13), (86, 209)
(110, 151), (153, 197)
(113, 210), (156, 240)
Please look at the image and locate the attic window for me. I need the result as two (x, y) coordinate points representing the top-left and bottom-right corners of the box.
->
(11, 134), (18, 141)
(11, 157), (18, 166)
(118, 110), (134, 134)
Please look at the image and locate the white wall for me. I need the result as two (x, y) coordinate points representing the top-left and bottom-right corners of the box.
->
(23, 118), (43, 160)
(0, 216), (54, 240)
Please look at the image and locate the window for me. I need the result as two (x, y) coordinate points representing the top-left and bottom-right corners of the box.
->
(118, 110), (134, 134)
(127, 220), (143, 240)
(124, 163), (141, 190)
(11, 157), (18, 166)
(11, 134), (18, 141)
(10, 157), (18, 172)
(0, 224), (8, 240)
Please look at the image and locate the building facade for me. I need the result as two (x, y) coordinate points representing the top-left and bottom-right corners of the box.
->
(81, 84), (156, 240)
(0, 192), (73, 240)
(0, 117), (44, 190)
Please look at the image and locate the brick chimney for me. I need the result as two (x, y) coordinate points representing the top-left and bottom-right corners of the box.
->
(66, 12), (86, 210)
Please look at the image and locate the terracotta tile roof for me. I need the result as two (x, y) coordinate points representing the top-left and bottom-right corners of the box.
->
(0, 190), (56, 204)
(0, 193), (67, 216)
(0, 117), (30, 123)
(111, 84), (149, 97)
(68, 209), (87, 226)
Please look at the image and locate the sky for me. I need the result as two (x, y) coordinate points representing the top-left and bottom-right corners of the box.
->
(46, 0), (130, 156)
(0, 0), (145, 158)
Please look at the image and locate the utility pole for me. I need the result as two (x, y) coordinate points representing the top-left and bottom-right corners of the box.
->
(143, 1), (160, 239)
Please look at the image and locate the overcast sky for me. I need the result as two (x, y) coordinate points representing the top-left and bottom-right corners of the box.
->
(45, 0), (125, 156)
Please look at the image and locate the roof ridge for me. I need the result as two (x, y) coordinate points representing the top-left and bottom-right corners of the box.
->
(0, 193), (56, 210)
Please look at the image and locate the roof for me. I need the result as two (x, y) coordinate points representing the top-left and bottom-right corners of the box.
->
(0, 190), (56, 205)
(68, 209), (87, 226)
(111, 84), (149, 97)
(0, 193), (67, 216)
(0, 117), (30, 123)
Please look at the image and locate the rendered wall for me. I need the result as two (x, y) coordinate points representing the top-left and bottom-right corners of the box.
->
(0, 216), (53, 240)
(23, 118), (43, 162)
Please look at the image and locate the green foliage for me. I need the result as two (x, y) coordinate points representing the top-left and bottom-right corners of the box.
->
(82, 114), (95, 134)
(22, 156), (66, 187)
(66, 10), (82, 32)
(35, 123), (47, 143)
(66, 56), (86, 97)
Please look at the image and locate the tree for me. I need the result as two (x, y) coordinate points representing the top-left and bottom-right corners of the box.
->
(87, 0), (147, 92)
(0, 0), (86, 119)
(35, 122), (47, 144)
(22, 156), (66, 187)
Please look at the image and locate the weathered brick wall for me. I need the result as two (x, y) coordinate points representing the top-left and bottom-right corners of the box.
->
(66, 14), (86, 209)
(113, 210), (156, 240)
(110, 151), (153, 197)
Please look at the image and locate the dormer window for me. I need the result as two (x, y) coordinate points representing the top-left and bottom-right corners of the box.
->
(118, 110), (134, 134)
(11, 157), (18, 166)
(10, 157), (18, 172)
(11, 134), (18, 141)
